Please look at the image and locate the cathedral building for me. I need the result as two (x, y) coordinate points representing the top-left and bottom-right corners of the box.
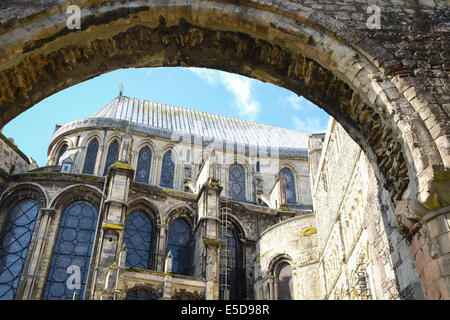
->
(0, 95), (425, 300)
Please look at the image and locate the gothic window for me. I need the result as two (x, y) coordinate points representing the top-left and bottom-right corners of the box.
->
(166, 218), (192, 276)
(43, 201), (98, 300)
(160, 151), (175, 189)
(229, 164), (246, 201)
(275, 262), (293, 300)
(125, 288), (159, 300)
(279, 168), (297, 204)
(135, 147), (152, 184)
(0, 199), (39, 300)
(82, 138), (99, 175)
(56, 144), (68, 165)
(123, 211), (153, 269)
(219, 227), (242, 300)
(103, 139), (119, 176)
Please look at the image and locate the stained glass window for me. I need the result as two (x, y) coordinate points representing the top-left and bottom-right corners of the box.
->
(123, 211), (152, 269)
(126, 288), (159, 300)
(160, 151), (175, 189)
(82, 138), (99, 175)
(103, 140), (119, 176)
(229, 164), (246, 201)
(276, 262), (293, 300)
(135, 147), (152, 184)
(219, 227), (241, 300)
(0, 199), (39, 300)
(56, 144), (68, 165)
(279, 168), (297, 204)
(167, 218), (192, 275)
(43, 201), (98, 300)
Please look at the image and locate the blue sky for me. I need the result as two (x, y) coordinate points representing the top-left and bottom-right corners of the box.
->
(2, 67), (330, 166)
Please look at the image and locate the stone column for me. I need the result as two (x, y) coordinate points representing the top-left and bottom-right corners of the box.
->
(20, 208), (55, 299)
(162, 251), (173, 299)
(154, 154), (162, 186)
(155, 224), (168, 271)
(90, 161), (134, 299)
(192, 178), (222, 300)
(267, 277), (274, 300)
(100, 245), (127, 300)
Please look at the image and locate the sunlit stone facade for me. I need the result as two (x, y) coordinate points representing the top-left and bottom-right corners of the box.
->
(0, 97), (429, 300)
(0, 96), (314, 300)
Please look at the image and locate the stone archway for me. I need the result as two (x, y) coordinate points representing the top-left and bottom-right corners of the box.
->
(0, 0), (448, 299)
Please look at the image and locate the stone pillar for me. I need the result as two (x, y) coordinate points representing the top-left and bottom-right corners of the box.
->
(162, 251), (174, 299)
(192, 177), (222, 300)
(90, 161), (134, 299)
(155, 224), (168, 271)
(154, 154), (162, 186)
(100, 246), (127, 300)
(267, 277), (274, 300)
(411, 209), (450, 299)
(279, 175), (287, 208)
(20, 208), (55, 299)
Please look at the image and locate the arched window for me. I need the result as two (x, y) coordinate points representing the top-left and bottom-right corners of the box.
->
(229, 164), (246, 201)
(125, 288), (159, 300)
(160, 151), (175, 189)
(279, 168), (296, 204)
(56, 144), (68, 165)
(135, 146), (152, 184)
(0, 199), (39, 300)
(275, 262), (293, 300)
(219, 226), (242, 300)
(123, 211), (153, 269)
(82, 138), (99, 174)
(166, 218), (192, 276)
(103, 139), (119, 176)
(43, 201), (98, 300)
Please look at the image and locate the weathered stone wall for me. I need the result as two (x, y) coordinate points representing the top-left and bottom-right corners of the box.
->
(0, 166), (293, 299)
(308, 133), (325, 192)
(254, 214), (320, 299)
(313, 119), (425, 299)
(0, 132), (35, 174)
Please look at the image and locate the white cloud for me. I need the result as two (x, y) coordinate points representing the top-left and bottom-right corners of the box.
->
(188, 68), (217, 85)
(188, 68), (261, 120)
(292, 116), (328, 134)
